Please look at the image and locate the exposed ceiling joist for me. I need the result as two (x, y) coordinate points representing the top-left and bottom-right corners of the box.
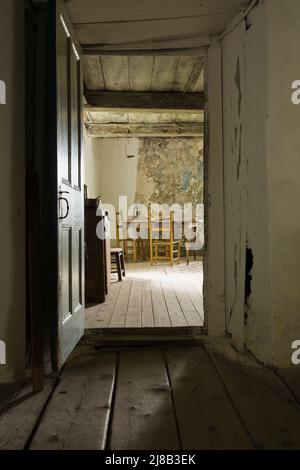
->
(83, 47), (207, 56)
(85, 122), (204, 138)
(82, 36), (210, 56)
(85, 91), (205, 112)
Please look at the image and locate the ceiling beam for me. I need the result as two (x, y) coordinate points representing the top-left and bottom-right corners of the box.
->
(83, 47), (207, 56)
(85, 122), (204, 138)
(82, 36), (209, 56)
(85, 91), (204, 112)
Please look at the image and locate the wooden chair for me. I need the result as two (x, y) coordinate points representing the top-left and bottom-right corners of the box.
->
(185, 222), (197, 265)
(185, 220), (203, 265)
(117, 211), (146, 263)
(110, 247), (125, 282)
(148, 208), (182, 266)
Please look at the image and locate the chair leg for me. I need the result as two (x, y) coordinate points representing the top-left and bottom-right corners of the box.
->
(178, 241), (181, 265)
(133, 240), (137, 263)
(170, 243), (173, 267)
(120, 251), (126, 276)
(124, 240), (128, 262)
(150, 239), (153, 265)
(186, 242), (190, 266)
(116, 253), (122, 282)
(154, 243), (158, 265)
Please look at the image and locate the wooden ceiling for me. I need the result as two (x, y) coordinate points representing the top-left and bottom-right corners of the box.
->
(65, 0), (250, 54)
(83, 56), (204, 93)
(64, 0), (249, 137)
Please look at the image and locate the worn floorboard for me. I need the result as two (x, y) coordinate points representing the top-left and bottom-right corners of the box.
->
(2, 341), (300, 450)
(206, 342), (300, 450)
(165, 347), (253, 449)
(85, 261), (204, 329)
(0, 379), (56, 450)
(30, 352), (116, 450)
(109, 349), (180, 450)
(277, 368), (300, 404)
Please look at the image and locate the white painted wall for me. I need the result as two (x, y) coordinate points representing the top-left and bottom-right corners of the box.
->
(84, 128), (102, 198)
(0, 0), (26, 382)
(221, 0), (300, 367)
(85, 137), (140, 209)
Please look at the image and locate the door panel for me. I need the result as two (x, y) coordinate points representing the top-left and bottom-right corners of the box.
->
(53, 0), (84, 369)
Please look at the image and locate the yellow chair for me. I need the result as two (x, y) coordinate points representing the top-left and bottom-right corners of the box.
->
(148, 208), (181, 266)
(116, 211), (143, 263)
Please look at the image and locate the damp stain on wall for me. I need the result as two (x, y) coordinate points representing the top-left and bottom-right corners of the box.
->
(135, 138), (203, 206)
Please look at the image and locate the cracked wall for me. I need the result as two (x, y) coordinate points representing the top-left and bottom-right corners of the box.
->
(135, 138), (203, 206)
(85, 137), (203, 210)
(221, 0), (300, 367)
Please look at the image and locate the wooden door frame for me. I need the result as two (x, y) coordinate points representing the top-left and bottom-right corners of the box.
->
(203, 41), (226, 336)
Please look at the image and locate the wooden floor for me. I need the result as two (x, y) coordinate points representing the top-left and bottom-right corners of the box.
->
(85, 261), (204, 329)
(1, 340), (300, 450)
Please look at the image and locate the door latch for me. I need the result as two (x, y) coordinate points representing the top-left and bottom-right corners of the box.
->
(58, 191), (70, 220)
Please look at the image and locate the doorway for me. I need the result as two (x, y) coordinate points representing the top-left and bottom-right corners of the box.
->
(83, 54), (206, 332)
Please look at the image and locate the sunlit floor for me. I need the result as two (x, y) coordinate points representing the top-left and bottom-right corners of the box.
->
(85, 260), (204, 329)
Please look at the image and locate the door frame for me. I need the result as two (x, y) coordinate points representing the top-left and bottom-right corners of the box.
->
(25, 12), (227, 383)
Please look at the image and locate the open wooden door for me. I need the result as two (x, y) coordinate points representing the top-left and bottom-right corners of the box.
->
(50, 0), (85, 370)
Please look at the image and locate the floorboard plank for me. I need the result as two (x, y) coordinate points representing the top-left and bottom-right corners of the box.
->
(30, 352), (116, 450)
(94, 282), (122, 328)
(109, 349), (180, 450)
(151, 279), (172, 327)
(165, 347), (252, 449)
(277, 368), (300, 403)
(141, 279), (154, 327)
(0, 383), (20, 418)
(109, 279), (132, 327)
(86, 261), (204, 329)
(0, 379), (56, 450)
(165, 269), (202, 326)
(206, 341), (300, 450)
(160, 275), (188, 327)
(125, 278), (142, 327)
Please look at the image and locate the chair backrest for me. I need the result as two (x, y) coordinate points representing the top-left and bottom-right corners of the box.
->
(148, 206), (175, 242)
(116, 211), (125, 245)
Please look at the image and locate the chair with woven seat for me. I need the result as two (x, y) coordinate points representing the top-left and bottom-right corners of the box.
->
(148, 207), (182, 266)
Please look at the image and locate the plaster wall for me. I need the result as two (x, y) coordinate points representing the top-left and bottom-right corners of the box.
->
(0, 0), (26, 382)
(221, 0), (300, 367)
(85, 137), (203, 211)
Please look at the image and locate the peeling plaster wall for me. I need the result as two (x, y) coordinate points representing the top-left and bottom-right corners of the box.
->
(222, 22), (247, 351)
(221, 0), (300, 367)
(0, 0), (25, 382)
(135, 138), (203, 206)
(86, 137), (203, 210)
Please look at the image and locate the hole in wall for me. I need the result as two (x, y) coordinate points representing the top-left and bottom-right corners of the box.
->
(245, 246), (253, 302)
